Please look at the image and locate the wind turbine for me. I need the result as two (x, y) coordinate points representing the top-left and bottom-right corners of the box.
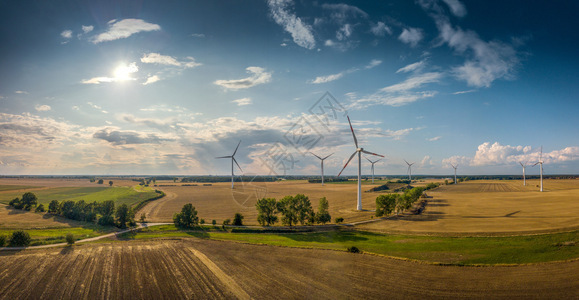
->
(216, 140), (242, 189)
(404, 159), (415, 183)
(532, 146), (544, 192)
(365, 157), (381, 184)
(519, 161), (528, 186)
(310, 152), (333, 186)
(450, 164), (458, 184)
(338, 116), (384, 211)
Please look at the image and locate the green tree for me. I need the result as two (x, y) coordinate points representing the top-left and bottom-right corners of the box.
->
(60, 200), (75, 219)
(139, 213), (146, 223)
(48, 200), (60, 214)
(115, 204), (133, 228)
(212, 219), (217, 226)
(0, 235), (7, 247)
(35, 204), (45, 212)
(97, 179), (104, 184)
(173, 203), (199, 228)
(315, 197), (331, 225)
(294, 194), (313, 225)
(277, 195), (299, 226)
(108, 180), (113, 186)
(376, 194), (397, 217)
(233, 213), (244, 226)
(9, 230), (31, 247)
(9, 197), (23, 209)
(66, 233), (75, 245)
(222, 219), (231, 226)
(335, 217), (344, 224)
(256, 197), (278, 226)
(21, 192), (38, 210)
(97, 200), (116, 226)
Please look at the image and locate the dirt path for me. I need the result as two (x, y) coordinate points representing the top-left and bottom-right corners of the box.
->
(136, 189), (177, 222)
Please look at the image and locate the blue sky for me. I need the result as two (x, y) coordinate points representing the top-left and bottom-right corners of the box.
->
(0, 0), (578, 176)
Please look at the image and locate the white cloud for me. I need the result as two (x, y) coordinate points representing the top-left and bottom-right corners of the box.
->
(82, 62), (139, 84)
(311, 72), (345, 84)
(15, 90), (28, 94)
(35, 104), (51, 112)
(420, 155), (434, 167)
(143, 75), (161, 85)
(92, 19), (160, 44)
(183, 57), (202, 68)
(280, 42), (288, 47)
(365, 59), (382, 69)
(442, 0), (467, 17)
(232, 98), (252, 106)
(428, 136), (442, 141)
(82, 77), (115, 84)
(370, 22), (392, 36)
(214, 67), (272, 90)
(82, 25), (94, 33)
(190, 33), (205, 38)
(383, 128), (415, 140)
(336, 24), (353, 41)
(453, 89), (476, 95)
(324, 39), (335, 47)
(399, 27), (424, 47)
(396, 60), (425, 73)
(267, 0), (316, 50)
(141, 53), (181, 66)
(87, 102), (108, 114)
(61, 30), (72, 39)
(382, 72), (442, 93)
(321, 3), (368, 22)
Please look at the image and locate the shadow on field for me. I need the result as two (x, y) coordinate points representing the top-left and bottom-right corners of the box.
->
(388, 210), (446, 222)
(59, 246), (74, 255)
(280, 231), (369, 243)
(426, 199), (450, 207)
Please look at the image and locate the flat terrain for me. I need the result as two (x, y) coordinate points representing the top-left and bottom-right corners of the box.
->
(0, 239), (577, 299)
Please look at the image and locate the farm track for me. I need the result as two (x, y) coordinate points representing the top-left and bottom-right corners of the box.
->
(0, 239), (577, 299)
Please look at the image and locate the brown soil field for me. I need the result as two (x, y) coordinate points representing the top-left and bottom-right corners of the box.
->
(0, 238), (576, 299)
(0, 204), (87, 230)
(358, 179), (579, 235)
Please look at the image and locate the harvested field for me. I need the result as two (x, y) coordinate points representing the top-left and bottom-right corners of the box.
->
(0, 239), (577, 299)
(358, 179), (579, 235)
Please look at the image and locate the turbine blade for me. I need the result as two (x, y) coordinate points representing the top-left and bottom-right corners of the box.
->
(532, 162), (539, 167)
(338, 152), (357, 176)
(232, 140), (241, 156)
(365, 156), (372, 163)
(404, 159), (409, 165)
(216, 156), (232, 159)
(361, 150), (384, 157)
(310, 152), (322, 160)
(347, 116), (359, 148)
(232, 157), (242, 172)
(322, 153), (334, 160)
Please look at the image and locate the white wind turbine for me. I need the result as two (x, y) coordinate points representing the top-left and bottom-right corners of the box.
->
(404, 159), (415, 183)
(216, 140), (243, 189)
(310, 152), (333, 186)
(519, 161), (528, 186)
(450, 163), (458, 184)
(365, 157), (381, 184)
(338, 116), (384, 211)
(532, 146), (544, 192)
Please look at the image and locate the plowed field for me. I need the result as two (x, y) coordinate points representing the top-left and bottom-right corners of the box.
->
(0, 239), (577, 299)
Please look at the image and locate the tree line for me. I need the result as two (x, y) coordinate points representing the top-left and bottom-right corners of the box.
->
(255, 194), (331, 226)
(375, 184), (439, 217)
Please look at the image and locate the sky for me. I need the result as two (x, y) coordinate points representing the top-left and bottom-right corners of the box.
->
(0, 0), (578, 176)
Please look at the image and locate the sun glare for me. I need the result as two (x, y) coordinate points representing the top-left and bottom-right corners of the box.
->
(113, 62), (138, 81)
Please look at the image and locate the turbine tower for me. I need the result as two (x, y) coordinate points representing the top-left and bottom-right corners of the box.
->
(404, 159), (415, 183)
(338, 116), (384, 211)
(519, 161), (528, 186)
(365, 157), (381, 184)
(310, 152), (333, 186)
(450, 163), (458, 184)
(216, 140), (242, 189)
(532, 146), (544, 192)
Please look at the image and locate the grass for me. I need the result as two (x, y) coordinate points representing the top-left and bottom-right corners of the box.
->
(0, 186), (160, 207)
(121, 225), (579, 265)
(0, 224), (117, 246)
(0, 185), (40, 192)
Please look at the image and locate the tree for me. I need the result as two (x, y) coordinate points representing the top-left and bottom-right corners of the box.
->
(97, 200), (115, 226)
(66, 233), (75, 245)
(335, 217), (344, 224)
(109, 180), (113, 186)
(9, 197), (23, 209)
(139, 213), (146, 223)
(315, 197), (331, 225)
(376, 194), (397, 217)
(48, 200), (60, 214)
(233, 213), (244, 226)
(277, 195), (299, 226)
(173, 203), (199, 228)
(21, 192), (38, 210)
(97, 179), (104, 184)
(0, 235), (7, 247)
(60, 200), (75, 219)
(9, 230), (31, 247)
(116, 204), (132, 228)
(35, 204), (45, 213)
(256, 197), (278, 226)
(222, 219), (231, 226)
(212, 220), (217, 226)
(294, 194), (313, 225)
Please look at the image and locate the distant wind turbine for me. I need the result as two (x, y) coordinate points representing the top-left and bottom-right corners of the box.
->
(450, 163), (458, 184)
(519, 161), (528, 186)
(338, 116), (384, 211)
(404, 159), (415, 183)
(532, 146), (544, 192)
(216, 140), (242, 189)
(365, 157), (381, 184)
(310, 152), (333, 186)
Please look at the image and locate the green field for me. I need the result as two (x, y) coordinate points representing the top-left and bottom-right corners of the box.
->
(0, 224), (116, 246)
(0, 186), (160, 207)
(0, 185), (40, 192)
(118, 225), (579, 265)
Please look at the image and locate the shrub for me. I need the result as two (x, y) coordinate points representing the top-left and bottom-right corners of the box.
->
(346, 246), (360, 253)
(223, 219), (231, 226)
(48, 200), (60, 214)
(212, 220), (216, 226)
(65, 233), (75, 245)
(335, 217), (344, 224)
(139, 214), (147, 223)
(21, 192), (38, 210)
(200, 218), (206, 225)
(233, 213), (244, 226)
(9, 230), (31, 247)
(9, 197), (23, 209)
(0, 235), (7, 247)
(35, 204), (45, 212)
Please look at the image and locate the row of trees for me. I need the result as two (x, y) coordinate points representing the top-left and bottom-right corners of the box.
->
(173, 204), (246, 228)
(375, 187), (426, 217)
(0, 230), (31, 247)
(255, 194), (331, 226)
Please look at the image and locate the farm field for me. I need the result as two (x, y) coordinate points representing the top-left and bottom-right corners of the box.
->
(358, 179), (579, 235)
(0, 239), (576, 299)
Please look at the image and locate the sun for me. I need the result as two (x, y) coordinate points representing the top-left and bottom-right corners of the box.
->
(113, 62), (138, 81)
